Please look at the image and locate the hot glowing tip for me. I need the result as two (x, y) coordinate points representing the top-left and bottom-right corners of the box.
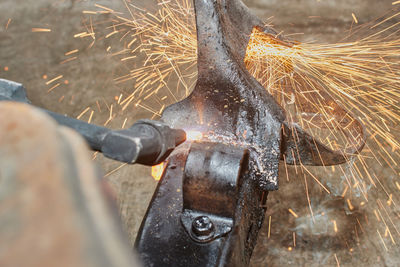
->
(185, 130), (203, 141)
(151, 162), (166, 181)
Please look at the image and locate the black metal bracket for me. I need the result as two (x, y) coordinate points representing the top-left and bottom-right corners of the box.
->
(136, 141), (266, 266)
(181, 142), (247, 243)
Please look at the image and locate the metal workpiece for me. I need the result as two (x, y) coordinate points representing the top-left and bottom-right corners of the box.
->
(181, 142), (247, 243)
(137, 0), (365, 265)
(136, 142), (266, 267)
(0, 79), (186, 166)
(161, 0), (365, 190)
(183, 142), (247, 218)
(162, 0), (285, 191)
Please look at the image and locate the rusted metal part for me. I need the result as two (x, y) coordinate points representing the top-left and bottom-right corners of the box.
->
(181, 142), (247, 243)
(0, 102), (138, 267)
(136, 142), (266, 266)
(0, 79), (186, 166)
(162, 0), (286, 191)
(137, 0), (365, 266)
(162, 0), (365, 189)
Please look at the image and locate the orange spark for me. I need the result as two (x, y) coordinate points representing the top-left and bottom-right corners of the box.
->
(46, 75), (63, 85)
(65, 49), (79, 56)
(31, 28), (51, 32)
(352, 13), (359, 24)
(347, 199), (355, 211)
(332, 220), (338, 233)
(5, 18), (11, 30)
(268, 215), (272, 238)
(288, 208), (299, 218)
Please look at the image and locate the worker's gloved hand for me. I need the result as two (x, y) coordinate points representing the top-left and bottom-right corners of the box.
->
(102, 120), (186, 165)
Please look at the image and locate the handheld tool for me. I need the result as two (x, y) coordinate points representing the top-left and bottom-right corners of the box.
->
(0, 78), (186, 166)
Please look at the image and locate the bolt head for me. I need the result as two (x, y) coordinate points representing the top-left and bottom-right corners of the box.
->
(192, 216), (214, 237)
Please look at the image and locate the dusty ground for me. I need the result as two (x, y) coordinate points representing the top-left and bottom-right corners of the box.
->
(0, 0), (399, 266)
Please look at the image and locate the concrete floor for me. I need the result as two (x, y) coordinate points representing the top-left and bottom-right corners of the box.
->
(0, 0), (399, 266)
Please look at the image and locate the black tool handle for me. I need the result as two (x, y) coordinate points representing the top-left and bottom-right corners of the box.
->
(0, 79), (186, 165)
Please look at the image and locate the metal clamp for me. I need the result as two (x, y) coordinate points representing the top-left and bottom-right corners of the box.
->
(181, 142), (247, 243)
